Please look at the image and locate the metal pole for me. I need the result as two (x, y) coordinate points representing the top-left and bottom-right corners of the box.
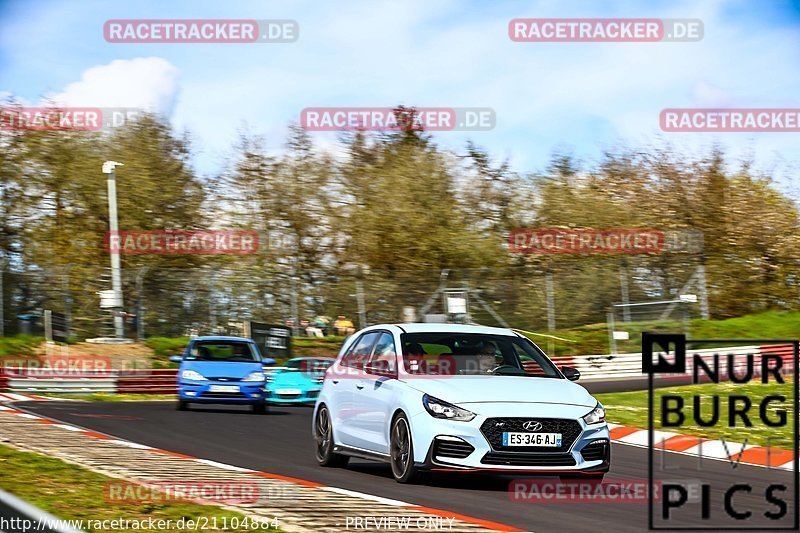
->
(545, 271), (556, 332)
(607, 310), (617, 355)
(135, 266), (149, 340)
(545, 271), (556, 356)
(619, 259), (631, 323)
(696, 263), (710, 320)
(291, 276), (299, 336)
(355, 279), (367, 329)
(62, 267), (71, 339)
(104, 163), (125, 338)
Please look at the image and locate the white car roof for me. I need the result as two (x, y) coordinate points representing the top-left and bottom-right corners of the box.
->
(380, 323), (519, 336)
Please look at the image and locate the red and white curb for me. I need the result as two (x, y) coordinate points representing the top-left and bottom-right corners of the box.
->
(0, 405), (525, 533)
(609, 423), (795, 471)
(0, 392), (56, 402)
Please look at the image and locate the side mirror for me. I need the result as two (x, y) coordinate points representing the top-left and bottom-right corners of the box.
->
(261, 358), (277, 366)
(561, 365), (580, 381)
(168, 355), (183, 363)
(364, 361), (397, 379)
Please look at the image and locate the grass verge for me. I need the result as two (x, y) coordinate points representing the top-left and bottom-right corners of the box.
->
(0, 443), (277, 532)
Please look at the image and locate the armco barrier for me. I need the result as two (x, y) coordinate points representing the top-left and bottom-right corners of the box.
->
(8, 376), (117, 393)
(116, 369), (177, 394)
(553, 343), (795, 381)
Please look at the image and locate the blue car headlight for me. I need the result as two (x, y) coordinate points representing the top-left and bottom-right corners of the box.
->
(422, 394), (475, 422)
(242, 371), (266, 382)
(180, 369), (206, 381)
(583, 403), (606, 425)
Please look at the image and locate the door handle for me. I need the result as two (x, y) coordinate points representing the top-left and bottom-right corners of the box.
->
(355, 383), (365, 390)
(331, 380), (339, 384)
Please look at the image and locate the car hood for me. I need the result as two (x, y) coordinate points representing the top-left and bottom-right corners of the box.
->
(403, 375), (596, 407)
(270, 370), (319, 386)
(181, 361), (262, 379)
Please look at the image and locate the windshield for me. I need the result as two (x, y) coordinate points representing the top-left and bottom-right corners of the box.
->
(184, 341), (260, 362)
(399, 333), (561, 378)
(284, 358), (333, 374)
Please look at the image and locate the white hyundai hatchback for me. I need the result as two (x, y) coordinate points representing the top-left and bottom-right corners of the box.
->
(312, 324), (610, 483)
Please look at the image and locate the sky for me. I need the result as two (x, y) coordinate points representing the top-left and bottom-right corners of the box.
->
(1, 0), (799, 194)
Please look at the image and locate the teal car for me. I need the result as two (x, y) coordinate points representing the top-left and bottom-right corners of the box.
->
(265, 357), (335, 404)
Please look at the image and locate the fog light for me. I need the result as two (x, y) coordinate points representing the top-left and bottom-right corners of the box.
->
(186, 391), (197, 397)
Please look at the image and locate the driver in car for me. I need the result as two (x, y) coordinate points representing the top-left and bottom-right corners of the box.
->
(477, 341), (501, 373)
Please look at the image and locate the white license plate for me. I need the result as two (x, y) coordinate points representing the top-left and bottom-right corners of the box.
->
(277, 388), (302, 395)
(502, 432), (562, 447)
(209, 385), (239, 393)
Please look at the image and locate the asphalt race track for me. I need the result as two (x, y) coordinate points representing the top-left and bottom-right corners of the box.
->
(17, 400), (795, 533)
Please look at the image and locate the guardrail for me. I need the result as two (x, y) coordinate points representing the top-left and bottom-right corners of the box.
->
(0, 343), (793, 394)
(552, 343), (795, 381)
(0, 369), (177, 395)
(117, 369), (177, 394)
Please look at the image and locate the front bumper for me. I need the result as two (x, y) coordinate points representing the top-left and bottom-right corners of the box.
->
(410, 406), (610, 473)
(265, 385), (321, 404)
(178, 380), (265, 404)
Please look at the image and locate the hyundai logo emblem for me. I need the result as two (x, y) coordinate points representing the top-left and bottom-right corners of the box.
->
(522, 421), (543, 431)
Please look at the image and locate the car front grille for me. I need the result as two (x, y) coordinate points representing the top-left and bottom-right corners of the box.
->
(580, 440), (609, 462)
(201, 392), (247, 398)
(480, 417), (582, 453)
(433, 438), (474, 459)
(481, 451), (576, 467)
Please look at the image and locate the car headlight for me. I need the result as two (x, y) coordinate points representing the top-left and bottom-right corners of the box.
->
(583, 403), (606, 425)
(422, 394), (475, 422)
(242, 371), (266, 382)
(180, 369), (207, 381)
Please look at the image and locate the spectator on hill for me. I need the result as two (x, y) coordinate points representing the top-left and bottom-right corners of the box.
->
(334, 315), (355, 336)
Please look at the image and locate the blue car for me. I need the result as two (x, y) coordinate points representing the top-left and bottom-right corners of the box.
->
(170, 336), (276, 413)
(265, 357), (334, 405)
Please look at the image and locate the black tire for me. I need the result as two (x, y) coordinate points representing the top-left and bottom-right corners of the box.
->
(314, 405), (349, 467)
(252, 402), (268, 414)
(390, 413), (425, 483)
(177, 400), (188, 411)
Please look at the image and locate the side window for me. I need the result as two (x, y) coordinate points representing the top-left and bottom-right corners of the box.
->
(341, 332), (380, 369)
(369, 332), (397, 373)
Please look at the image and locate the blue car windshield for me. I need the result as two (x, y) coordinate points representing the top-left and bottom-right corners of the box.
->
(185, 341), (260, 362)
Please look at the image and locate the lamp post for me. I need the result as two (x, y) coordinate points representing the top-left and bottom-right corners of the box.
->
(102, 161), (125, 338)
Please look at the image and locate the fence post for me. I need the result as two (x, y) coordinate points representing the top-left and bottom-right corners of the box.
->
(545, 271), (556, 332)
(607, 310), (617, 355)
(696, 263), (710, 320)
(619, 259), (631, 323)
(545, 271), (556, 355)
(355, 279), (366, 330)
(291, 275), (299, 336)
(63, 267), (72, 339)
(135, 266), (149, 340)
